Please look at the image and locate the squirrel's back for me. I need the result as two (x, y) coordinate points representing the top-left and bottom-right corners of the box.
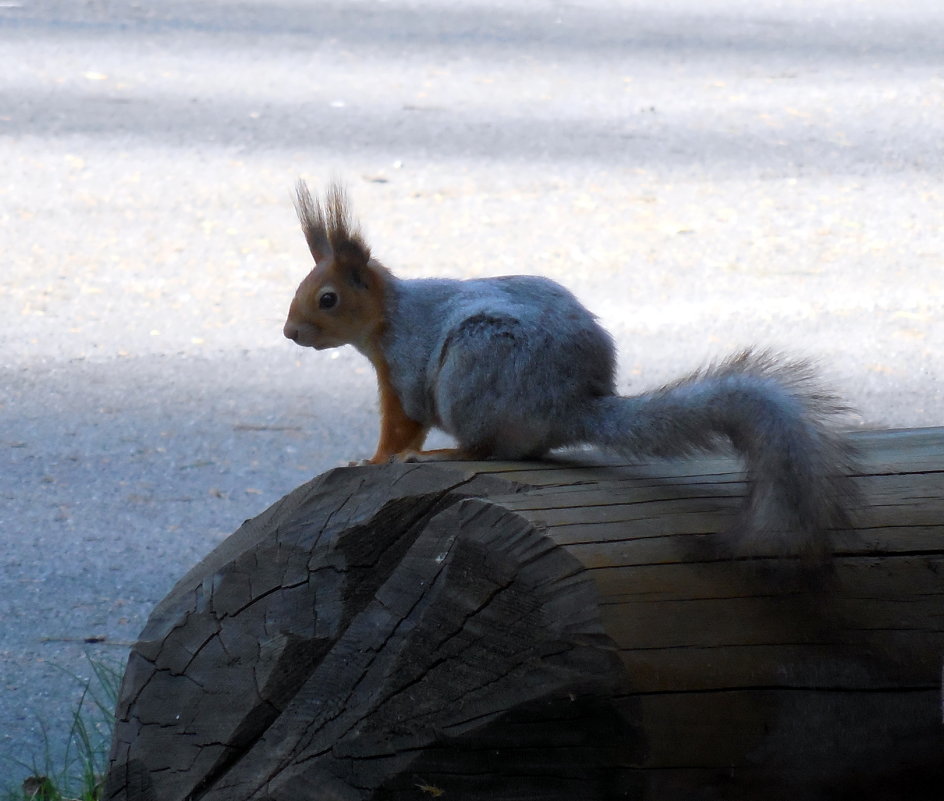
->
(380, 274), (618, 445)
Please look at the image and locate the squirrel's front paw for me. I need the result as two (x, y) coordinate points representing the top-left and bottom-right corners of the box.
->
(395, 448), (467, 463)
(353, 449), (466, 466)
(352, 453), (407, 466)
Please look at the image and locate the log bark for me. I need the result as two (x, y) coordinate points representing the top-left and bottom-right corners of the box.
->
(104, 428), (944, 801)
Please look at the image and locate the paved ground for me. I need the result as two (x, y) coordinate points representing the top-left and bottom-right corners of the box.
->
(1, 0), (942, 782)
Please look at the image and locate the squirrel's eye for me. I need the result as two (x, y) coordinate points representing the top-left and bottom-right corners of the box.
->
(319, 291), (338, 310)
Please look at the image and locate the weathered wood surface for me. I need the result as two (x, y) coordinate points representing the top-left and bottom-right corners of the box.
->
(104, 428), (944, 801)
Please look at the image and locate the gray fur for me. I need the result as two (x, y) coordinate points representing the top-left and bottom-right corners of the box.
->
(381, 276), (856, 560)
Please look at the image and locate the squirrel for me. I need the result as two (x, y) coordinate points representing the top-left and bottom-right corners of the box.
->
(283, 181), (857, 561)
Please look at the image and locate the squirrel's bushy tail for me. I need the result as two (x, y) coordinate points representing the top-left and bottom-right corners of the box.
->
(575, 350), (858, 561)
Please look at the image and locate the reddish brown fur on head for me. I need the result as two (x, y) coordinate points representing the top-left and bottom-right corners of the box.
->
(283, 181), (389, 354)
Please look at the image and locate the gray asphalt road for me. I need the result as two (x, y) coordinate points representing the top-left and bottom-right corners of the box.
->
(1, 0), (942, 783)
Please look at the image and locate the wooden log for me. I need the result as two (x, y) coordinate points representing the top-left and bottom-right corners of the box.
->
(103, 428), (944, 800)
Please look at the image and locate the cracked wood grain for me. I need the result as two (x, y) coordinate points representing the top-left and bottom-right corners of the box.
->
(105, 429), (944, 800)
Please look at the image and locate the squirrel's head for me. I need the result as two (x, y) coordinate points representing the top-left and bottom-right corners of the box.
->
(283, 181), (388, 354)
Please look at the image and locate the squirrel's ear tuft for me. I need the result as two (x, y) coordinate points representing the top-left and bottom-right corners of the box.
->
(334, 239), (373, 290)
(294, 180), (332, 263)
(321, 181), (372, 286)
(294, 179), (374, 288)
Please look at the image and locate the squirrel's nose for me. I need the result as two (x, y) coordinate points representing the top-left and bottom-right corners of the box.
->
(283, 322), (299, 341)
